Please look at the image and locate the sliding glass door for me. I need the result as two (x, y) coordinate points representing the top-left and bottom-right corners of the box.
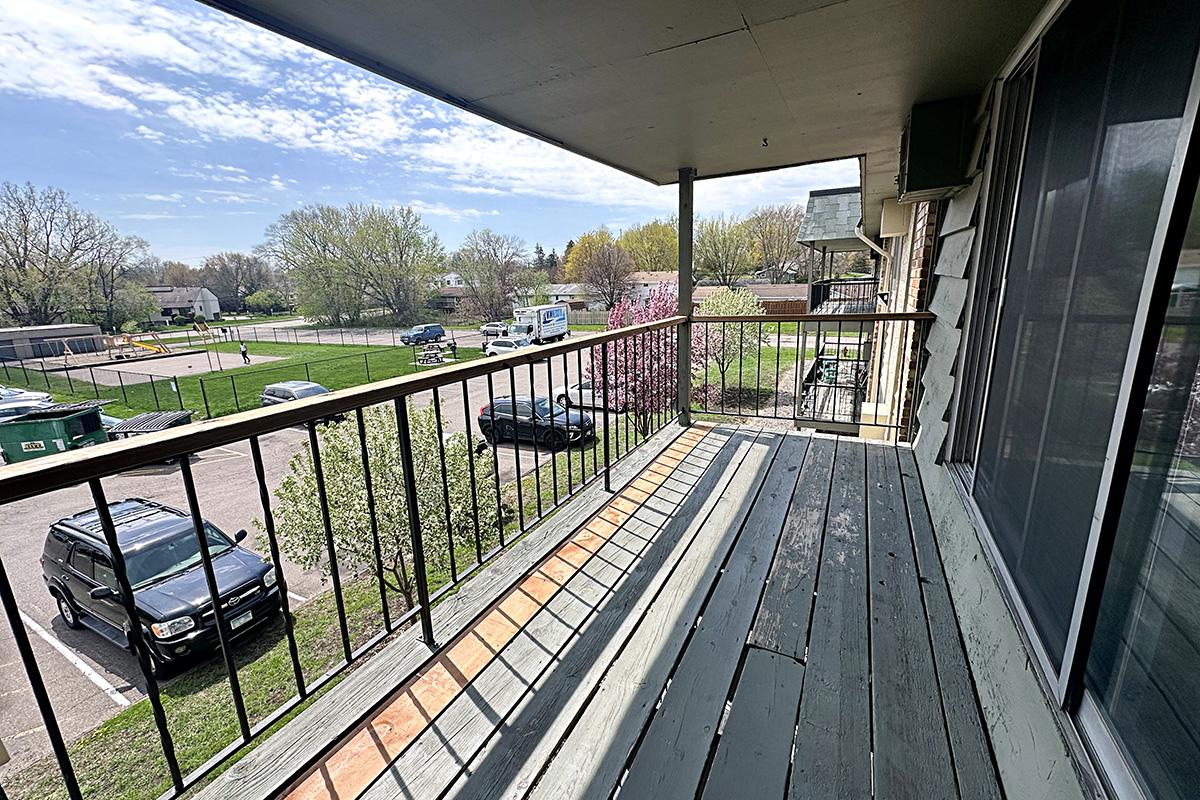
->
(972, 0), (1200, 673)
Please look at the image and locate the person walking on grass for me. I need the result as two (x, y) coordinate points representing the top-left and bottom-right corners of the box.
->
(240, 340), (250, 365)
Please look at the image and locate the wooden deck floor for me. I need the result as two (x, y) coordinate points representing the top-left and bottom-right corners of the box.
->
(282, 425), (1002, 800)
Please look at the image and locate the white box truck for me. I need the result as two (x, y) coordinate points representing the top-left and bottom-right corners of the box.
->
(510, 304), (569, 344)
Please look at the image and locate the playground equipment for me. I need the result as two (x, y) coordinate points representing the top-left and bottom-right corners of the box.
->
(105, 332), (170, 359)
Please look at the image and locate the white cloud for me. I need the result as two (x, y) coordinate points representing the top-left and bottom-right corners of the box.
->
(0, 0), (859, 216)
(142, 192), (183, 202)
(409, 199), (500, 222)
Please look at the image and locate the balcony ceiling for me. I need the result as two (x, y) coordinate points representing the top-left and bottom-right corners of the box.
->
(200, 0), (1044, 234)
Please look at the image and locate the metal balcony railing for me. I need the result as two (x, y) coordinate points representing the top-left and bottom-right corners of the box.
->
(691, 312), (933, 441)
(809, 277), (880, 314)
(0, 317), (683, 800)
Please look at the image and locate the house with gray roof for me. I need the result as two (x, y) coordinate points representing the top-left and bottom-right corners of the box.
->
(145, 286), (221, 325)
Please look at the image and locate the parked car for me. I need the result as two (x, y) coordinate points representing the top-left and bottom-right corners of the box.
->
(0, 386), (52, 403)
(553, 378), (627, 412)
(41, 498), (281, 676)
(399, 323), (446, 345)
(479, 321), (508, 337)
(0, 397), (53, 422)
(260, 380), (330, 406)
(477, 395), (594, 450)
(483, 336), (531, 357)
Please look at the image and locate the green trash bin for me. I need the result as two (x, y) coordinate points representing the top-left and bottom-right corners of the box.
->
(0, 405), (109, 464)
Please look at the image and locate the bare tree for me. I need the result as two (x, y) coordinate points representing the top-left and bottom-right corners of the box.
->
(579, 243), (635, 309)
(79, 227), (152, 332)
(455, 229), (526, 321)
(0, 182), (102, 326)
(200, 252), (272, 312)
(695, 214), (754, 287)
(745, 204), (804, 283)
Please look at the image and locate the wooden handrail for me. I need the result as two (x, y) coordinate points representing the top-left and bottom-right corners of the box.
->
(0, 317), (684, 503)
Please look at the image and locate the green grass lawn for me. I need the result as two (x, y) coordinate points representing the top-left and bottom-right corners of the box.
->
(0, 342), (485, 421)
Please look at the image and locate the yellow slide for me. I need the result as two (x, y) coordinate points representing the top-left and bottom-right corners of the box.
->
(131, 340), (167, 354)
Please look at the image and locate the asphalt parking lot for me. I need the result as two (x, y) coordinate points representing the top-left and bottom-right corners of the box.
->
(0, 332), (618, 776)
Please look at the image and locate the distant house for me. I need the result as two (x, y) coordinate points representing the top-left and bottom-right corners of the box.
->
(693, 283), (809, 315)
(429, 286), (468, 314)
(512, 283), (597, 310)
(627, 271), (677, 302)
(145, 286), (221, 324)
(440, 272), (465, 288)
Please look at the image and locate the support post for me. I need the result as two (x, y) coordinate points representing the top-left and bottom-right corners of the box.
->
(677, 167), (695, 426)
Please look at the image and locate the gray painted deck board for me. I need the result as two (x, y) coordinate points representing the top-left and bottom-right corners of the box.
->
(789, 439), (872, 799)
(276, 434), (1005, 800)
(866, 444), (957, 800)
(699, 647), (805, 800)
(193, 422), (688, 800)
(527, 431), (781, 800)
(897, 448), (1002, 800)
(359, 429), (732, 800)
(617, 432), (809, 800)
(443, 429), (762, 800)
(750, 435), (836, 659)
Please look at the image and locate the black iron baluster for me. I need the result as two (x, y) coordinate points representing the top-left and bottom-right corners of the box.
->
(703, 321), (710, 413)
(178, 457), (252, 743)
(461, 380), (483, 565)
(755, 321), (763, 417)
(248, 437), (309, 693)
(485, 373), (505, 547)
(578, 345), (592, 482)
(0, 555), (86, 800)
(351, 412), (392, 633)
(394, 398), (435, 645)
(305, 424), (354, 663)
(773, 321), (782, 418)
(736, 321), (745, 417)
(587, 345), (598, 479)
(507, 365), (525, 531)
(840, 316), (849, 422)
(526, 361), (543, 520)
(561, 351), (574, 496)
(432, 388), (457, 583)
(720, 322), (727, 415)
(795, 322), (806, 421)
(621, 336), (629, 455)
(546, 355), (560, 507)
(601, 340), (611, 492)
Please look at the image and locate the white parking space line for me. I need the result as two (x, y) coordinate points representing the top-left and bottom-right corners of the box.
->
(287, 591), (307, 604)
(19, 612), (130, 708)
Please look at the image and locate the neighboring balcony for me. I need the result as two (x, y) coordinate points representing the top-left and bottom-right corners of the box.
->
(0, 312), (979, 800)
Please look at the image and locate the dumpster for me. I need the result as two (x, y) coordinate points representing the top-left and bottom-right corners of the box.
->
(0, 404), (109, 463)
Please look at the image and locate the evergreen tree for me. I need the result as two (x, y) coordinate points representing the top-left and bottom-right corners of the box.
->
(533, 243), (546, 270)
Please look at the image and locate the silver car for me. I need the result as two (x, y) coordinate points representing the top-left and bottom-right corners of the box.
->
(260, 380), (331, 406)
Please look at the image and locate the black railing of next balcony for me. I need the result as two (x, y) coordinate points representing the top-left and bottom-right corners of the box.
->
(690, 312), (933, 442)
(0, 317), (683, 800)
(809, 276), (880, 314)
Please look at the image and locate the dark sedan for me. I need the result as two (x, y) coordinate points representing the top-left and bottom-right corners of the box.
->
(478, 395), (594, 450)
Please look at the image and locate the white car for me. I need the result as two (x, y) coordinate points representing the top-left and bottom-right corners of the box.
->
(484, 336), (531, 357)
(0, 397), (54, 422)
(478, 321), (508, 337)
(0, 386), (51, 403)
(553, 379), (626, 411)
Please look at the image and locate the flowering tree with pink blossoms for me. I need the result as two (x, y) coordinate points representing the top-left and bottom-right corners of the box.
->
(591, 282), (679, 436)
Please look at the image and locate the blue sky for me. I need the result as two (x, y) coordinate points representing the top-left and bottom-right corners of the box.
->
(0, 0), (859, 265)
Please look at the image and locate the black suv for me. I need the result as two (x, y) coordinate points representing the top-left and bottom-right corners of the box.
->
(477, 395), (594, 450)
(399, 323), (446, 345)
(41, 499), (281, 676)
